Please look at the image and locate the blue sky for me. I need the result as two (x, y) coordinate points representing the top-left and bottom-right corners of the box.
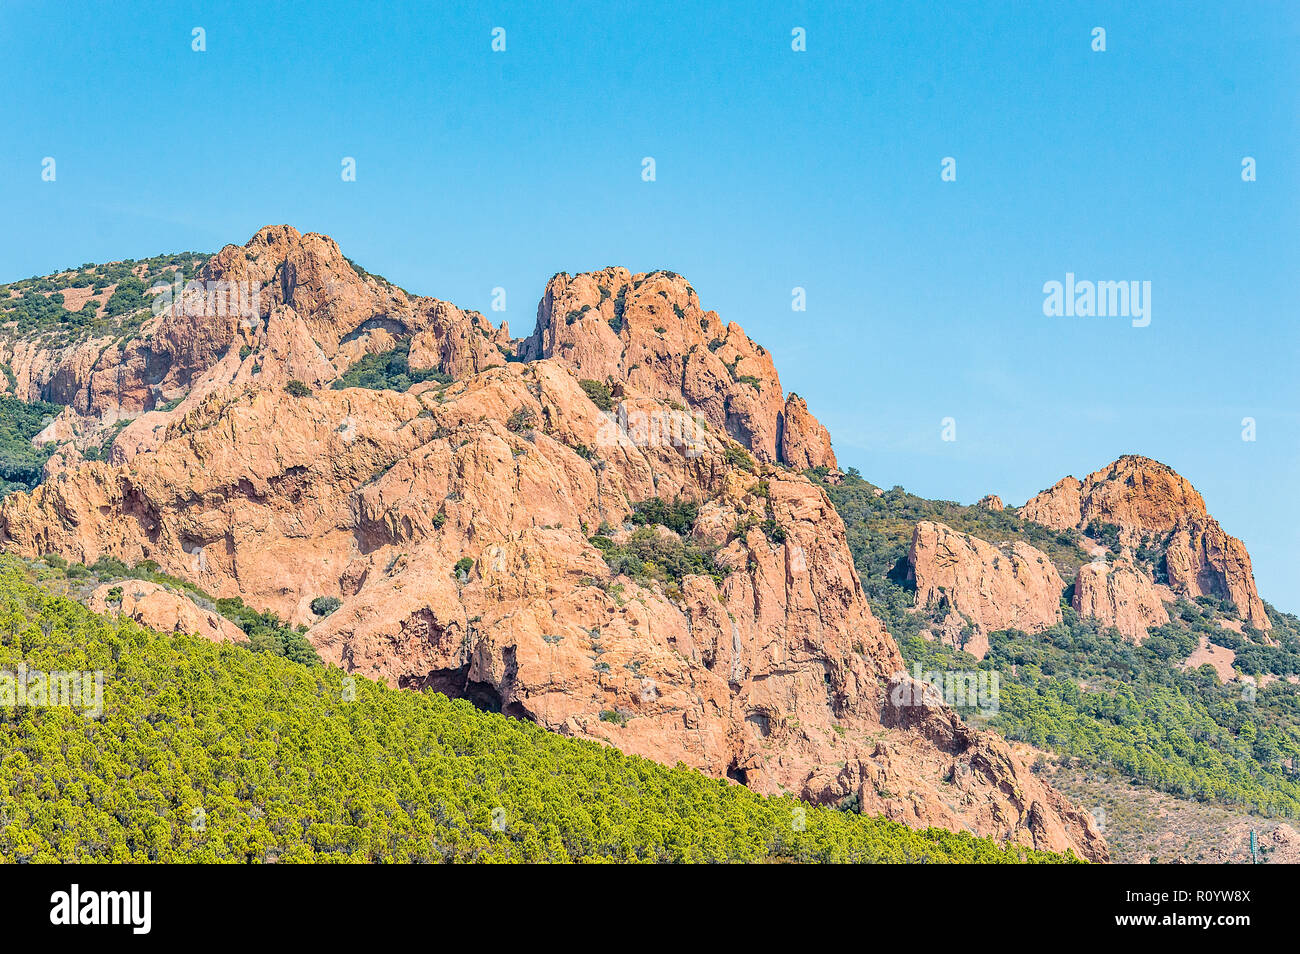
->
(2, 1), (1297, 608)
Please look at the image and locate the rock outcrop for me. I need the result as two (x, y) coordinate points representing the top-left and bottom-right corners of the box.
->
(1071, 560), (1169, 642)
(780, 393), (836, 471)
(516, 267), (835, 469)
(87, 580), (246, 643)
(907, 521), (1065, 655)
(1021, 456), (1268, 630)
(0, 226), (1104, 861)
(976, 494), (1004, 512)
(1023, 456), (1206, 534)
(1164, 518), (1268, 630)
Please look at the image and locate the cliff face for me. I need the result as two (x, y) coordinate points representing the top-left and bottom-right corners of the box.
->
(0, 226), (1104, 860)
(907, 521), (1065, 658)
(1022, 455), (1268, 630)
(1071, 560), (1170, 642)
(516, 267), (836, 470)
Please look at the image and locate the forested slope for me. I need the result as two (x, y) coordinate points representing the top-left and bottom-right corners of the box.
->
(0, 558), (1074, 863)
(818, 469), (1300, 818)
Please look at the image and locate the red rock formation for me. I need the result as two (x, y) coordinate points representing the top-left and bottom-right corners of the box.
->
(1071, 559), (1169, 642)
(87, 580), (246, 643)
(2, 225), (511, 455)
(0, 226), (1105, 861)
(1021, 455), (1268, 630)
(907, 521), (1065, 656)
(516, 267), (835, 468)
(1165, 516), (1268, 628)
(780, 393), (837, 470)
(1023, 456), (1207, 534)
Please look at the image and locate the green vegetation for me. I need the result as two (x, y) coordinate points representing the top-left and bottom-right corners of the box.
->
(0, 395), (62, 497)
(28, 554), (319, 667)
(311, 596), (342, 617)
(284, 379), (312, 398)
(724, 444), (756, 474)
(609, 288), (627, 333)
(342, 256), (397, 288)
(506, 408), (536, 433)
(0, 558), (1074, 862)
(627, 497), (698, 536)
(103, 276), (148, 318)
(331, 340), (452, 392)
(0, 253), (208, 346)
(816, 468), (1300, 819)
(897, 611), (1300, 817)
(579, 379), (614, 412)
(590, 498), (722, 587)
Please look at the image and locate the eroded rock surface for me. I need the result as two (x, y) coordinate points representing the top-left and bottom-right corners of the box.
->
(0, 226), (1105, 861)
(87, 580), (246, 644)
(1071, 560), (1169, 642)
(1022, 455), (1268, 629)
(907, 521), (1065, 655)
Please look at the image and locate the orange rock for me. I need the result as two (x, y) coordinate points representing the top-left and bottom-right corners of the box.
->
(907, 521), (1065, 656)
(516, 267), (835, 468)
(1022, 455), (1268, 630)
(780, 393), (836, 470)
(1022, 456), (1206, 534)
(1071, 559), (1169, 642)
(1165, 517), (1269, 630)
(88, 580), (246, 643)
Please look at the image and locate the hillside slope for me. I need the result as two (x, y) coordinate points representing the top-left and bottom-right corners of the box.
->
(817, 468), (1300, 824)
(0, 557), (1082, 863)
(0, 226), (1106, 860)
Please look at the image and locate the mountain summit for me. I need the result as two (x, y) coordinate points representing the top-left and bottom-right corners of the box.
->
(1021, 455), (1268, 629)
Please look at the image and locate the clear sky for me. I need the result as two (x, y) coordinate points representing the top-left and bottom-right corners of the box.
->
(2, 1), (1297, 608)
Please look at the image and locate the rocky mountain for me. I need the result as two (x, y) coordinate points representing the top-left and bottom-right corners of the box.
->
(0, 226), (1106, 860)
(1022, 455), (1269, 630)
(896, 455), (1270, 647)
(907, 521), (1064, 659)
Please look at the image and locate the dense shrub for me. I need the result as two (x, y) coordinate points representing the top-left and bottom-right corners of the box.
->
(331, 340), (451, 392)
(0, 395), (62, 496)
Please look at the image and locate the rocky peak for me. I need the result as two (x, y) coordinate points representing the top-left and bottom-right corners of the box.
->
(1020, 456), (1268, 630)
(516, 267), (836, 470)
(1022, 455), (1206, 535)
